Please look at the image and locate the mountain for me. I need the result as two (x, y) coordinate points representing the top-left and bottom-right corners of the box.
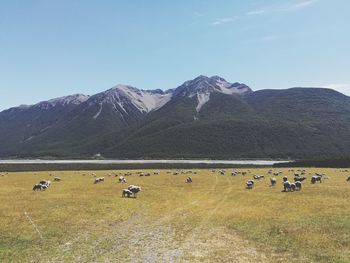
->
(0, 94), (89, 155)
(173, 75), (252, 112)
(1, 75), (350, 159)
(0, 84), (173, 157)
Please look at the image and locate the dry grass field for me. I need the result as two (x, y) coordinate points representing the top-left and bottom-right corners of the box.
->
(0, 168), (350, 262)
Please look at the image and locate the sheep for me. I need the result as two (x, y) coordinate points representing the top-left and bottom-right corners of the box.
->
(33, 184), (42, 191)
(186, 177), (193, 183)
(94, 177), (105, 184)
(283, 181), (292, 192)
(347, 176), (350, 182)
(311, 176), (322, 184)
(39, 180), (48, 185)
(246, 180), (254, 189)
(270, 177), (277, 186)
(36, 180), (51, 189)
(54, 177), (61, 182)
(282, 176), (288, 182)
(41, 180), (51, 187)
(295, 181), (302, 191)
(118, 176), (126, 183)
(122, 189), (133, 198)
(128, 185), (141, 198)
(294, 176), (306, 182)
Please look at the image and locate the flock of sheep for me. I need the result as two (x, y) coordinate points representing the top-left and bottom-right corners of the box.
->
(31, 171), (143, 198)
(245, 169), (334, 192)
(214, 168), (350, 192)
(122, 185), (141, 198)
(33, 180), (51, 191)
(90, 173), (142, 198)
(32, 177), (61, 191)
(28, 168), (350, 196)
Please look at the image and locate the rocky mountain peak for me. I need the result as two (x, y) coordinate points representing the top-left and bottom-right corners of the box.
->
(174, 75), (252, 97)
(173, 75), (252, 112)
(88, 84), (172, 115)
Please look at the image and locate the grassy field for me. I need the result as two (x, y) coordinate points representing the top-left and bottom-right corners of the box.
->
(0, 168), (350, 262)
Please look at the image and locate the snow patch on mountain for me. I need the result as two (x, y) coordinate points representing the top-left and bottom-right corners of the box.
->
(93, 103), (103, 119)
(215, 79), (244, 95)
(112, 100), (127, 113)
(110, 84), (172, 113)
(196, 92), (210, 112)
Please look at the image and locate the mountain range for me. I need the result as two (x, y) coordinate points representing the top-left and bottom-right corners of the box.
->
(1, 75), (350, 159)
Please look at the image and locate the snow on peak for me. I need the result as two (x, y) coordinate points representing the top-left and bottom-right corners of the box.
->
(175, 75), (252, 112)
(45, 94), (90, 107)
(176, 75), (251, 97)
(1, 94), (89, 113)
(103, 84), (172, 113)
(34, 94), (88, 110)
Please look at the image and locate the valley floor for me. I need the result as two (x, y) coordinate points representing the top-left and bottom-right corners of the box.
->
(0, 168), (349, 262)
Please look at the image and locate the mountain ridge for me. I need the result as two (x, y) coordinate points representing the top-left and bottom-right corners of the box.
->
(0, 75), (349, 159)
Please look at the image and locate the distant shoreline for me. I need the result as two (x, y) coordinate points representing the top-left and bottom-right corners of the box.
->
(0, 159), (288, 165)
(0, 159), (290, 172)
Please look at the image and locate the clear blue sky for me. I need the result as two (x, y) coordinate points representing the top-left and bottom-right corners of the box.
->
(1, 0), (349, 110)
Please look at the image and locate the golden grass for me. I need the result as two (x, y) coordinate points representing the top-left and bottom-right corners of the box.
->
(0, 168), (350, 262)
